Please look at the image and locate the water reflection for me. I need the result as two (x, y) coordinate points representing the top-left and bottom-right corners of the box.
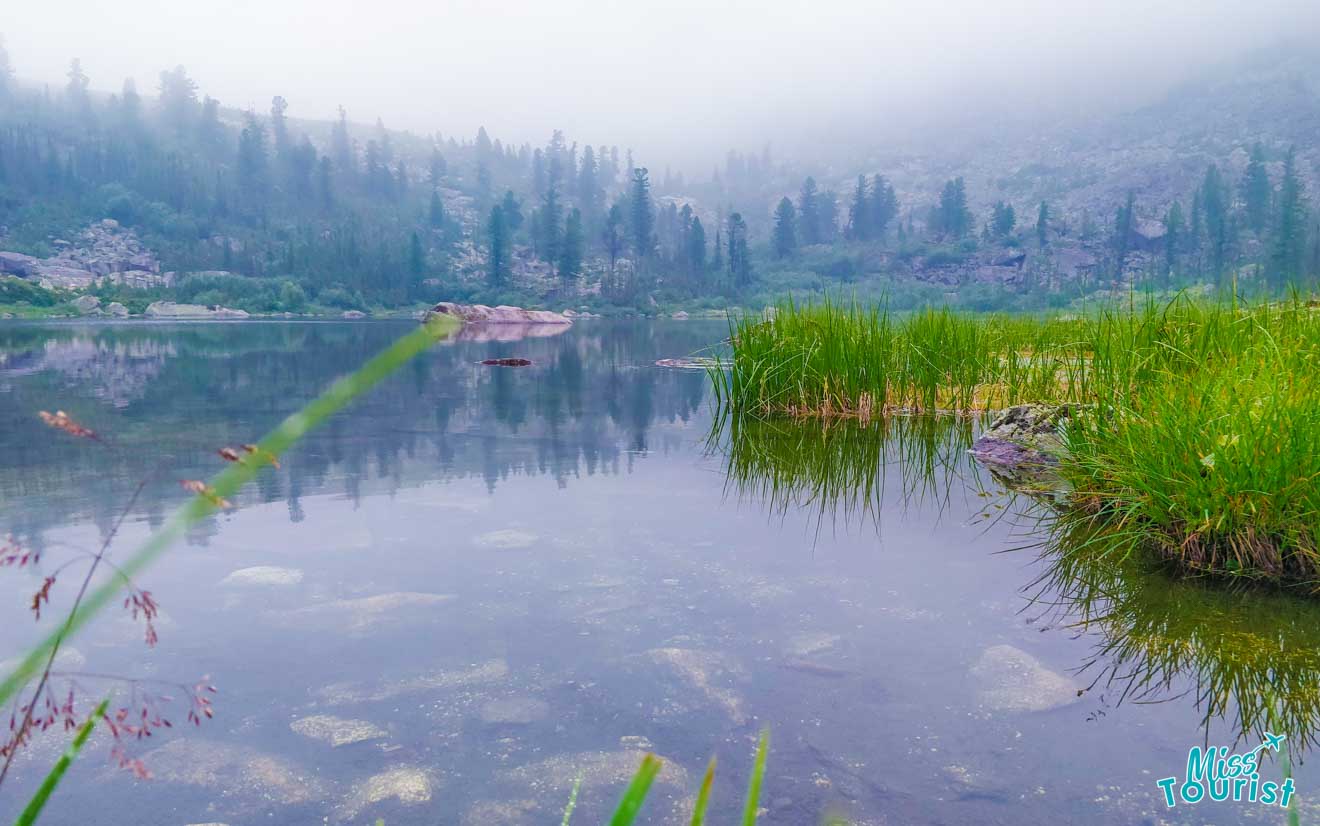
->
(0, 320), (720, 545)
(720, 411), (1320, 756)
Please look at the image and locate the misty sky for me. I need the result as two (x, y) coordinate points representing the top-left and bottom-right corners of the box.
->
(6, 0), (1320, 168)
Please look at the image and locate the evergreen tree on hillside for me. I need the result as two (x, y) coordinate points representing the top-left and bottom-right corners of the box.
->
(1271, 147), (1308, 288)
(1036, 202), (1050, 247)
(66, 59), (91, 115)
(1164, 201), (1185, 280)
(869, 175), (898, 240)
(0, 35), (11, 99)
(629, 167), (654, 258)
(559, 208), (584, 286)
(1200, 165), (1230, 280)
(1113, 190), (1135, 273)
(1242, 143), (1272, 234)
(934, 178), (972, 238)
(687, 216), (707, 279)
(331, 106), (355, 178)
(429, 190), (445, 228)
(158, 65), (198, 134)
(603, 202), (624, 274)
(847, 176), (869, 240)
(501, 190), (523, 232)
(798, 177), (822, 245)
(577, 145), (602, 227)
(773, 197), (798, 258)
(990, 201), (1016, 239)
(120, 78), (141, 126)
(428, 149), (447, 187)
(237, 113), (270, 202)
(486, 204), (510, 287)
(727, 212), (752, 287)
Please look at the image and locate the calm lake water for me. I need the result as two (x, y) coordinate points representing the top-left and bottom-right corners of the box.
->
(0, 319), (1316, 825)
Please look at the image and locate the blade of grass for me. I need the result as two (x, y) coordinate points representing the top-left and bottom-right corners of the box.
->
(0, 316), (459, 712)
(689, 757), (716, 826)
(14, 698), (109, 826)
(741, 729), (769, 826)
(609, 753), (662, 826)
(560, 776), (582, 825)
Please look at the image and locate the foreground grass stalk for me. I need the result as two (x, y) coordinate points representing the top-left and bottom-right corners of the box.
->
(0, 317), (457, 715)
(15, 698), (109, 826)
(741, 730), (769, 826)
(609, 754), (662, 825)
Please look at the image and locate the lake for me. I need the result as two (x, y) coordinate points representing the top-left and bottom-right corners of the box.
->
(0, 319), (1315, 824)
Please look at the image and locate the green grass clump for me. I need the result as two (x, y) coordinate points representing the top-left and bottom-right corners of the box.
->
(717, 294), (1320, 588)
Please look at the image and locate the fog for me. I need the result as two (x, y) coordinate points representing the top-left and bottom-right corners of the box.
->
(7, 0), (1320, 169)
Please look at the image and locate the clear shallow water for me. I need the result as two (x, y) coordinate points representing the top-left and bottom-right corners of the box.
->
(0, 320), (1315, 825)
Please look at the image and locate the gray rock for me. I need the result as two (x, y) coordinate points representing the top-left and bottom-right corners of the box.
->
(144, 301), (248, 319)
(341, 310), (367, 319)
(479, 697), (550, 725)
(290, 714), (386, 747)
(969, 644), (1079, 713)
(71, 295), (101, 314)
(425, 301), (572, 326)
(969, 404), (1077, 488)
(0, 251), (39, 277)
(106, 302), (129, 318)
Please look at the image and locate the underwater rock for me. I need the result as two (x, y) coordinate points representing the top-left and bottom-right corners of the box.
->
(474, 529), (538, 549)
(317, 659), (509, 705)
(339, 766), (434, 820)
(647, 647), (747, 723)
(138, 739), (326, 805)
(479, 697), (550, 725)
(969, 644), (1079, 713)
(654, 357), (719, 370)
(480, 357), (532, 367)
(220, 565), (304, 587)
(290, 714), (387, 747)
(275, 591), (454, 631)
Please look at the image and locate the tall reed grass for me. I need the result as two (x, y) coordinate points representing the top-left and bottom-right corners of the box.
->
(716, 295), (1320, 587)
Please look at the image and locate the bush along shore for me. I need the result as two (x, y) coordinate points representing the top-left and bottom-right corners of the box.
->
(713, 295), (1320, 590)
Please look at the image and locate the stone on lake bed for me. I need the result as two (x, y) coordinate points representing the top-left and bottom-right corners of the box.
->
(970, 644), (1080, 713)
(137, 739), (325, 805)
(479, 697), (550, 725)
(339, 766), (434, 819)
(290, 714), (387, 747)
(275, 591), (455, 631)
(221, 565), (304, 587)
(474, 529), (538, 549)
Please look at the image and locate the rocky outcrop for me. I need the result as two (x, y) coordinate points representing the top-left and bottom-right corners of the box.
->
(71, 295), (101, 315)
(970, 403), (1076, 489)
(144, 301), (249, 319)
(425, 302), (571, 326)
(0, 220), (167, 290)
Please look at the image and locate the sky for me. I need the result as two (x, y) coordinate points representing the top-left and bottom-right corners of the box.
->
(6, 0), (1320, 170)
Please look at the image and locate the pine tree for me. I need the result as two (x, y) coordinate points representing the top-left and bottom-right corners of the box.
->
(1201, 165), (1229, 280)
(331, 106), (355, 178)
(847, 175), (869, 240)
(317, 156), (334, 209)
(727, 212), (752, 287)
(798, 177), (822, 245)
(773, 197), (797, 258)
(712, 229), (724, 272)
(158, 65), (198, 134)
(501, 190), (523, 232)
(66, 59), (91, 115)
(1164, 201), (1185, 281)
(537, 172), (562, 263)
(1242, 143), (1271, 234)
(486, 204), (510, 287)
(270, 96), (290, 161)
(687, 216), (707, 279)
(237, 112), (269, 202)
(991, 201), (1016, 239)
(934, 178), (972, 238)
(409, 231), (426, 284)
(1036, 202), (1050, 247)
(869, 175), (898, 240)
(629, 167), (654, 258)
(1113, 190), (1135, 273)
(0, 35), (11, 100)
(428, 149), (447, 187)
(603, 202), (624, 274)
(429, 190), (445, 228)
(1271, 146), (1308, 288)
(559, 208), (584, 286)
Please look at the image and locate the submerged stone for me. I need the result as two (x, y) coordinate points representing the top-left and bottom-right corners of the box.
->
(339, 766), (433, 819)
(647, 647), (747, 723)
(479, 697), (550, 725)
(969, 644), (1079, 713)
(221, 565), (304, 587)
(290, 714), (387, 747)
(474, 529), (538, 549)
(275, 591), (454, 631)
(138, 739), (325, 805)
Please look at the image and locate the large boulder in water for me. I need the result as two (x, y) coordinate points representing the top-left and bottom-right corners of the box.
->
(970, 403), (1077, 491)
(424, 301), (571, 326)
